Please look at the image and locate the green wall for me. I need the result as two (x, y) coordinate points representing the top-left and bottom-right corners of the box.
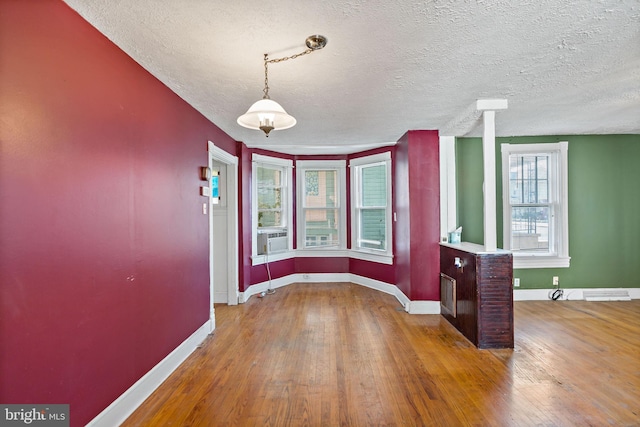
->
(456, 134), (640, 289)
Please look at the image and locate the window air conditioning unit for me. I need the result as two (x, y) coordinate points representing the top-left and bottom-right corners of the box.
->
(257, 230), (288, 255)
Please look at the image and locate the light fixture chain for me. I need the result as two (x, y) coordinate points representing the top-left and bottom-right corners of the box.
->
(263, 54), (270, 99)
(262, 48), (315, 100)
(266, 48), (314, 64)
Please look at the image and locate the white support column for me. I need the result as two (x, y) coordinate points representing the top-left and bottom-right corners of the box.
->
(439, 135), (457, 241)
(476, 99), (508, 253)
(482, 110), (497, 252)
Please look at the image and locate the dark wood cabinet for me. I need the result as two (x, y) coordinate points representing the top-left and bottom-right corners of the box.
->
(440, 243), (514, 349)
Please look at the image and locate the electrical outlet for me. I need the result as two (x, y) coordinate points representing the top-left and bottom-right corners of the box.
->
(514, 278), (520, 287)
(553, 276), (559, 286)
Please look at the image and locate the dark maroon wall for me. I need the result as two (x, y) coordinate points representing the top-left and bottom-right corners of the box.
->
(295, 257), (350, 274)
(394, 131), (441, 300)
(238, 142), (253, 291)
(408, 131), (440, 300)
(0, 2), (236, 426)
(394, 133), (412, 296)
(349, 259), (396, 284)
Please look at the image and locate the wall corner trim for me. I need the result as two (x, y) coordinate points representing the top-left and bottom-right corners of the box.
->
(87, 320), (214, 427)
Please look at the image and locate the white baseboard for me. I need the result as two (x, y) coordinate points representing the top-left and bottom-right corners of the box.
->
(627, 288), (640, 299)
(240, 273), (441, 314)
(87, 319), (214, 427)
(349, 274), (400, 298)
(514, 287), (640, 301)
(240, 273), (350, 302)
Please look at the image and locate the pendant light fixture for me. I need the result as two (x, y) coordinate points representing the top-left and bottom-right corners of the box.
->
(237, 35), (327, 137)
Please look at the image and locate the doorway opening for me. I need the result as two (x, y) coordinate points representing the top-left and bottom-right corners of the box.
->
(208, 141), (239, 326)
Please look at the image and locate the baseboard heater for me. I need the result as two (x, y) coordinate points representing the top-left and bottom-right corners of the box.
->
(583, 290), (631, 301)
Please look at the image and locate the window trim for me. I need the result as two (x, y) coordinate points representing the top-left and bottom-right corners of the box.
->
(296, 160), (347, 251)
(501, 141), (570, 268)
(252, 154), (293, 265)
(350, 152), (393, 263)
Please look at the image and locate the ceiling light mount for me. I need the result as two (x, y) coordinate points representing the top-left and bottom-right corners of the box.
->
(237, 35), (328, 137)
(306, 35), (328, 50)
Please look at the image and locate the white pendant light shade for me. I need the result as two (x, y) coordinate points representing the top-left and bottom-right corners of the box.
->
(237, 99), (296, 136)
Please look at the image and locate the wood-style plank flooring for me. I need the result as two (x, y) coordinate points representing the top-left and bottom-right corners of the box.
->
(122, 283), (640, 426)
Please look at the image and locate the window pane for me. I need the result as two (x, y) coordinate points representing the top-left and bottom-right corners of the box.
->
(509, 154), (549, 204)
(304, 208), (339, 247)
(258, 210), (281, 228)
(511, 206), (549, 252)
(361, 164), (386, 207)
(258, 187), (281, 209)
(257, 165), (283, 228)
(257, 167), (281, 186)
(502, 142), (568, 265)
(305, 170), (337, 208)
(360, 208), (386, 250)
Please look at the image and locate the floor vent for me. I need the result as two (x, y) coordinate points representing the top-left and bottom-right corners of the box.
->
(583, 290), (631, 301)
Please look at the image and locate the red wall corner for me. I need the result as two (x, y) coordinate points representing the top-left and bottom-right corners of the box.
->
(394, 131), (441, 301)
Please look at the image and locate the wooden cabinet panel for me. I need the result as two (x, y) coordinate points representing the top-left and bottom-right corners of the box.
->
(440, 244), (513, 349)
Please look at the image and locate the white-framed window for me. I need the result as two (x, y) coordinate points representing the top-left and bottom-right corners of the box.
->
(501, 141), (570, 268)
(350, 152), (393, 262)
(252, 154), (293, 263)
(296, 160), (347, 250)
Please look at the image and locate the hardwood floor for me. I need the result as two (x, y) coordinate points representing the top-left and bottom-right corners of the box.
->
(122, 283), (640, 426)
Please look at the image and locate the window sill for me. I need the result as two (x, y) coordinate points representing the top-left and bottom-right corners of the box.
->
(513, 255), (571, 269)
(251, 249), (394, 266)
(350, 250), (394, 265)
(296, 249), (350, 258)
(251, 251), (295, 266)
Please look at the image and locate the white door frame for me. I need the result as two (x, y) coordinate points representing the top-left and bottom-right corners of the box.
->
(208, 141), (239, 317)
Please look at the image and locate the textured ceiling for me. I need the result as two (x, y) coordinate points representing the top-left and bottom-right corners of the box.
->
(63, 0), (640, 154)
